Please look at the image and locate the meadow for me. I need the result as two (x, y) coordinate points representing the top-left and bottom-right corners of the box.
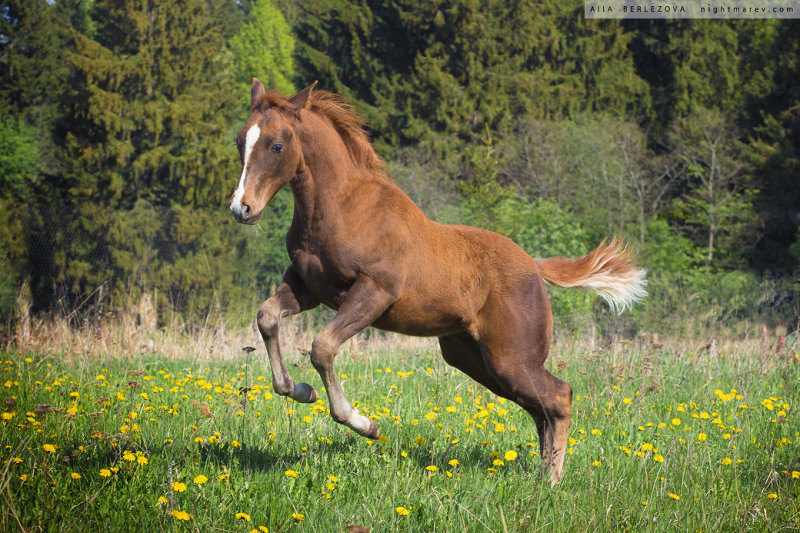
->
(1, 337), (798, 532)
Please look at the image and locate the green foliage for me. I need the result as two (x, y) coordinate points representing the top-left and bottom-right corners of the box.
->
(0, 117), (39, 198)
(52, 0), (246, 316)
(229, 0), (296, 98)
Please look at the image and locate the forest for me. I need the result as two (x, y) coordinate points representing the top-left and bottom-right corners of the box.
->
(1, 0), (799, 339)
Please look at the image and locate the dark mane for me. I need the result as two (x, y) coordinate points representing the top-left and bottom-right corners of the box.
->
(256, 89), (388, 180)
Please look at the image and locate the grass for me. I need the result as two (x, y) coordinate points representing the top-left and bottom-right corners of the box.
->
(1, 338), (798, 532)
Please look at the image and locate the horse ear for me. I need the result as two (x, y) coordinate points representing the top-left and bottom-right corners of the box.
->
(250, 78), (266, 111)
(289, 81), (318, 111)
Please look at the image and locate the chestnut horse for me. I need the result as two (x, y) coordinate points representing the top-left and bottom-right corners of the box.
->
(229, 79), (646, 484)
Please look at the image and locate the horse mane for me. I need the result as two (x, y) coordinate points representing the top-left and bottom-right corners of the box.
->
(256, 89), (388, 180)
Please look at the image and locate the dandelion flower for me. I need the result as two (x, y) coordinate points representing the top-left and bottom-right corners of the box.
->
(504, 450), (518, 462)
(172, 481), (187, 492)
(137, 456), (148, 466)
(219, 473), (230, 482)
(721, 457), (732, 465)
(792, 471), (799, 479)
(157, 497), (168, 505)
(194, 475), (208, 485)
(697, 433), (707, 442)
(591, 429), (602, 436)
(653, 454), (664, 463)
(236, 512), (251, 522)
(122, 451), (136, 462)
(258, 527), (269, 533)
(42, 444), (56, 453)
(425, 465), (438, 472)
(668, 493), (680, 501)
(171, 510), (192, 521)
(99, 469), (111, 477)
(767, 493), (777, 500)
(284, 470), (298, 478)
(1, 412), (13, 421)
(396, 506), (410, 516)
(592, 460), (602, 467)
(448, 459), (459, 466)
(671, 418), (681, 426)
(71, 472), (81, 480)
(291, 513), (304, 521)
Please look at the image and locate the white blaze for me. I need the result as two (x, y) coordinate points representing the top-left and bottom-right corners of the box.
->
(231, 124), (261, 210)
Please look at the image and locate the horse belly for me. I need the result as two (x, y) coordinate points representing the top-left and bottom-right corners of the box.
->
(373, 296), (474, 337)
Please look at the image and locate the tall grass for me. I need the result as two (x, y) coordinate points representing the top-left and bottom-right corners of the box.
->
(1, 335), (798, 531)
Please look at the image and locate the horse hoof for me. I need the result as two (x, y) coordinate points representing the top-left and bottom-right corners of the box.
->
(292, 382), (318, 403)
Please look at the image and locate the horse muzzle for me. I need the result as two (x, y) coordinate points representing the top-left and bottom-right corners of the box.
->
(230, 201), (262, 225)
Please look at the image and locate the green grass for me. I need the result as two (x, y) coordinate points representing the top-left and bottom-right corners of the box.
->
(1, 342), (798, 532)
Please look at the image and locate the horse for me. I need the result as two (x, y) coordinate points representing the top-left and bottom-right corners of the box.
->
(229, 79), (647, 485)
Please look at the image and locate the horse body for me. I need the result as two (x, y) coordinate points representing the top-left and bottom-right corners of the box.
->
(230, 79), (647, 484)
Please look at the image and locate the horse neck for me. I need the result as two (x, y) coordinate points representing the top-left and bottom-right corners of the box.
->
(289, 117), (370, 224)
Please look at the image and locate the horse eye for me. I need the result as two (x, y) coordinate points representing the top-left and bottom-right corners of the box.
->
(272, 143), (283, 153)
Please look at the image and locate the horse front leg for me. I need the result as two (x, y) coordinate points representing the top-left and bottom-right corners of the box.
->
(257, 266), (320, 403)
(310, 276), (395, 438)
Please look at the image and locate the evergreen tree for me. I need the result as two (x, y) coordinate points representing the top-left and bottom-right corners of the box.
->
(58, 0), (245, 312)
(230, 0), (296, 99)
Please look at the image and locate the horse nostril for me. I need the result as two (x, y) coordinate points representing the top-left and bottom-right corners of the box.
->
(242, 203), (251, 215)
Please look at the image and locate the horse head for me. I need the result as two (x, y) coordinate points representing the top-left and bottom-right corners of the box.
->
(229, 79), (316, 224)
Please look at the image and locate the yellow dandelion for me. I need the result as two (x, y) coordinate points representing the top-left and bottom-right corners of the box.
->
(592, 460), (602, 467)
(1, 412), (13, 420)
(291, 513), (304, 521)
(396, 506), (410, 517)
(194, 475), (208, 485)
(767, 493), (777, 500)
(71, 472), (81, 480)
(448, 459), (459, 466)
(284, 470), (298, 478)
(99, 469), (111, 477)
(792, 471), (800, 479)
(591, 429), (602, 436)
(157, 496), (168, 505)
(623, 397), (632, 405)
(171, 510), (192, 521)
(493, 459), (505, 466)
(671, 418), (681, 426)
(697, 433), (707, 442)
(236, 512), (251, 522)
(219, 473), (230, 482)
(137, 456), (148, 466)
(504, 450), (518, 462)
(425, 465), (438, 472)
(122, 451), (136, 462)
(653, 454), (664, 463)
(42, 444), (56, 453)
(668, 493), (680, 501)
(721, 457), (732, 465)
(258, 527), (269, 533)
(172, 481), (187, 492)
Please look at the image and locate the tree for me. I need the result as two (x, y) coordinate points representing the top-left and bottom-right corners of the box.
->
(669, 109), (758, 269)
(229, 0), (296, 99)
(58, 0), (245, 313)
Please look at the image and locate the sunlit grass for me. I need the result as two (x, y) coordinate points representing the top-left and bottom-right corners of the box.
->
(1, 343), (798, 531)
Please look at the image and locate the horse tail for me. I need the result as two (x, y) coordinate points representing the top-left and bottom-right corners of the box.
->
(536, 238), (647, 313)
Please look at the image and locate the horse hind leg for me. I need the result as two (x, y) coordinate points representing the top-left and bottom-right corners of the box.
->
(476, 324), (573, 485)
(526, 372), (572, 485)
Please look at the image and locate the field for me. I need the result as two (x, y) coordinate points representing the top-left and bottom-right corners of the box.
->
(1, 338), (798, 532)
